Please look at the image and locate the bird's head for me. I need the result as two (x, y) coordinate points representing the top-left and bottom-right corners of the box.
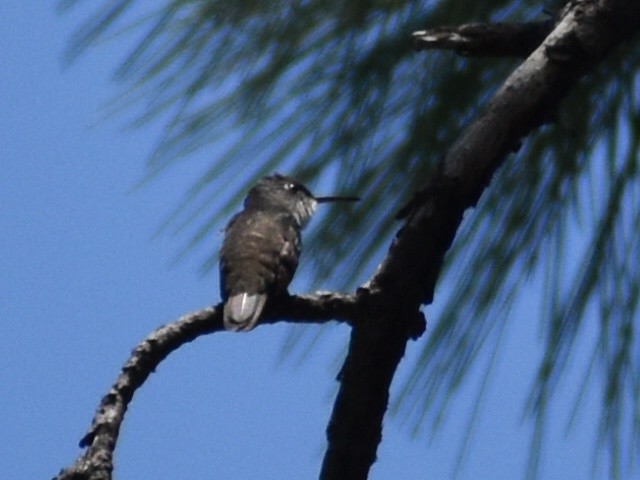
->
(244, 173), (359, 228)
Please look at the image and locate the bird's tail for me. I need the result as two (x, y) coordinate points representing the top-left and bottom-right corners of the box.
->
(223, 293), (267, 332)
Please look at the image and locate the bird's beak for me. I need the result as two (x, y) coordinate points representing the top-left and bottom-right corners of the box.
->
(315, 195), (360, 203)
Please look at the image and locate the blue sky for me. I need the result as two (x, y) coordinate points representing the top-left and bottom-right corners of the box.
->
(1, 4), (612, 480)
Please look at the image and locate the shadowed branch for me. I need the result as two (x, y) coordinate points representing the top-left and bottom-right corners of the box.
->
(320, 1), (640, 478)
(413, 20), (554, 57)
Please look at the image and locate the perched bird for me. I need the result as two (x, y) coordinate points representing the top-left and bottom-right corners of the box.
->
(219, 173), (358, 332)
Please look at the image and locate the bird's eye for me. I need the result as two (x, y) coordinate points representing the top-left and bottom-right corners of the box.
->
(285, 183), (297, 191)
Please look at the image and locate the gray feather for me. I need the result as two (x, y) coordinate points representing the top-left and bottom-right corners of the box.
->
(223, 293), (267, 332)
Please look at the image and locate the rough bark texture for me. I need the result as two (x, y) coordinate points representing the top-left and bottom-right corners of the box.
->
(55, 1), (640, 479)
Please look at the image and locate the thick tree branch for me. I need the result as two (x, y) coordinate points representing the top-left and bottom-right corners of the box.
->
(53, 293), (357, 480)
(320, 1), (640, 479)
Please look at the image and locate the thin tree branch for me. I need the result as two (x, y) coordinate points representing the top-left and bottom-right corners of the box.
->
(53, 293), (357, 480)
(320, 1), (640, 479)
(413, 20), (554, 58)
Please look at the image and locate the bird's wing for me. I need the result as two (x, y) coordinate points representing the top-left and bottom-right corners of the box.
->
(219, 211), (301, 332)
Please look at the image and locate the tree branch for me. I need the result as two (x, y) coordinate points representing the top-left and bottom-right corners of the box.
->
(320, 1), (640, 479)
(413, 20), (554, 57)
(53, 293), (357, 480)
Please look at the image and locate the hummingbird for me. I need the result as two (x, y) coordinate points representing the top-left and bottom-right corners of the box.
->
(219, 173), (359, 332)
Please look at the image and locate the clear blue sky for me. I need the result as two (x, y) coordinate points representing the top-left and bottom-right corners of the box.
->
(1, 4), (609, 480)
